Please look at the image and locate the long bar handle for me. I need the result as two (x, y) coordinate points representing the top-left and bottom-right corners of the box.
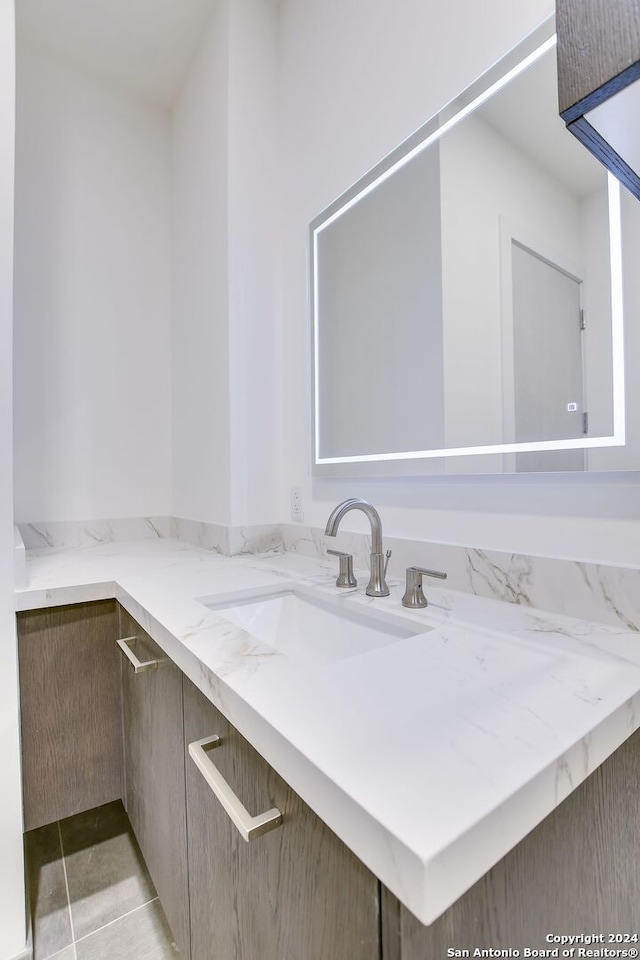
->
(117, 636), (160, 673)
(409, 566), (448, 580)
(188, 736), (283, 842)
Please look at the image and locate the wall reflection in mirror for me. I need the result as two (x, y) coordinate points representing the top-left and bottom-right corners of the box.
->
(311, 24), (631, 476)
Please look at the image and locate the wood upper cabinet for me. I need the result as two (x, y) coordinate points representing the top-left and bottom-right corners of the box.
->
(557, 0), (640, 199)
(118, 607), (190, 958)
(182, 674), (380, 960)
(17, 601), (122, 831)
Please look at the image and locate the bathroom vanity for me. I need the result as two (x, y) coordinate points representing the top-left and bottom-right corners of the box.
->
(16, 539), (640, 957)
(9, 1), (640, 957)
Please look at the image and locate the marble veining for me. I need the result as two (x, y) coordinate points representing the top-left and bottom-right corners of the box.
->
(15, 537), (640, 926)
(20, 516), (640, 634)
(466, 548), (534, 605)
(282, 522), (640, 632)
(227, 524), (285, 556)
(18, 517), (172, 550)
(18, 516), (287, 561)
(168, 517), (228, 554)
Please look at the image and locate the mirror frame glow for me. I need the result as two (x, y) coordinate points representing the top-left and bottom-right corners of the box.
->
(310, 17), (625, 470)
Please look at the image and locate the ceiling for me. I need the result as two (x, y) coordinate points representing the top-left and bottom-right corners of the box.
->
(17, 0), (217, 107)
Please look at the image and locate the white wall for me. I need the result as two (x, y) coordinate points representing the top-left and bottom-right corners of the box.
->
(0, 0), (27, 955)
(13, 40), (173, 523)
(171, 1), (232, 524)
(172, 0), (280, 526)
(12, 0), (640, 561)
(278, 0), (640, 565)
(227, 0), (280, 524)
(13, 0), (281, 531)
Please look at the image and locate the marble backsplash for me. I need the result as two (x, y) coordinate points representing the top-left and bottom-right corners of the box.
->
(17, 516), (285, 556)
(16, 516), (640, 633)
(280, 524), (640, 632)
(17, 516), (174, 550)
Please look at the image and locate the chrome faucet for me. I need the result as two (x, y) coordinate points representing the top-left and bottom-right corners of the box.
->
(324, 498), (390, 597)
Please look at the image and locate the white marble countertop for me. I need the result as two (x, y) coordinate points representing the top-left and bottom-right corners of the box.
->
(15, 539), (640, 925)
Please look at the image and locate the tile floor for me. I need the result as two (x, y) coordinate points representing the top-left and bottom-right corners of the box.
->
(25, 800), (180, 960)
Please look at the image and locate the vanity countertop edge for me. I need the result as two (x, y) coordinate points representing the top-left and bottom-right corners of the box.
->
(14, 538), (640, 926)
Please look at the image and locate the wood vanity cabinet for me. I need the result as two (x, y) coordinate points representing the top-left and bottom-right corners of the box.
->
(17, 599), (378, 958)
(17, 600), (122, 830)
(556, 0), (640, 199)
(118, 608), (190, 957)
(19, 598), (640, 959)
(182, 674), (381, 960)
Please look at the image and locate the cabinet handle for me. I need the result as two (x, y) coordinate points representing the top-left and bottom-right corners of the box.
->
(117, 636), (160, 673)
(188, 735), (283, 841)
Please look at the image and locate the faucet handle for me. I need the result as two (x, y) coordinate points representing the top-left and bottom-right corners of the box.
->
(327, 549), (357, 589)
(401, 566), (447, 608)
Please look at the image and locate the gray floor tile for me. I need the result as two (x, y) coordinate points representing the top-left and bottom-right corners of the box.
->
(47, 949), (75, 960)
(25, 822), (73, 960)
(60, 800), (157, 942)
(75, 899), (179, 960)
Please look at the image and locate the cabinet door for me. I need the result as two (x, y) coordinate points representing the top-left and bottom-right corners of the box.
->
(118, 607), (190, 958)
(183, 675), (380, 960)
(18, 601), (122, 831)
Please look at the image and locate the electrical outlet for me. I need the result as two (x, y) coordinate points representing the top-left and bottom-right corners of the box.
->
(290, 486), (304, 522)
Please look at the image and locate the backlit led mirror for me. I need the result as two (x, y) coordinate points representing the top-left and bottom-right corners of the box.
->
(310, 18), (629, 477)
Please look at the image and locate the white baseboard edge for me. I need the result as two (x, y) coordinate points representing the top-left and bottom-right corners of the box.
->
(9, 883), (34, 960)
(6, 947), (31, 960)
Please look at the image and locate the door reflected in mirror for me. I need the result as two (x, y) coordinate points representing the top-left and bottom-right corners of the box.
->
(310, 21), (627, 476)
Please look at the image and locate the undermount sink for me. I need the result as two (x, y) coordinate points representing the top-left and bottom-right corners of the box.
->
(198, 587), (428, 667)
